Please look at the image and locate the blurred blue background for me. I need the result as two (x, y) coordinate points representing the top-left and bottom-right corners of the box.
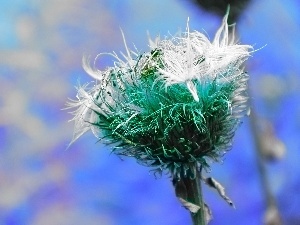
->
(0, 0), (300, 224)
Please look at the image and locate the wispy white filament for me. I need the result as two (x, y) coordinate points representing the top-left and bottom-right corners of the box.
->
(155, 11), (252, 101)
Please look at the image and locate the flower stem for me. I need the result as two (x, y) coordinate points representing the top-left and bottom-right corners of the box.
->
(182, 165), (206, 225)
(249, 104), (282, 224)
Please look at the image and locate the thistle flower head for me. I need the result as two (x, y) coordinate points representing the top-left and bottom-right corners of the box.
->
(67, 12), (252, 179)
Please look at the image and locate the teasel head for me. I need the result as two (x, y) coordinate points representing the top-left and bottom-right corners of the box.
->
(67, 11), (252, 179)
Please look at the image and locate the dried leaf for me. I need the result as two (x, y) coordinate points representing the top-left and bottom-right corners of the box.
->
(173, 178), (201, 214)
(203, 176), (235, 208)
(178, 197), (201, 213)
(264, 205), (282, 225)
(204, 202), (213, 224)
(260, 130), (286, 161)
(257, 119), (286, 161)
(173, 178), (188, 200)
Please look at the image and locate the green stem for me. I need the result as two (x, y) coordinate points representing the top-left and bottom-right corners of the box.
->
(248, 96), (282, 224)
(249, 108), (275, 206)
(182, 165), (206, 225)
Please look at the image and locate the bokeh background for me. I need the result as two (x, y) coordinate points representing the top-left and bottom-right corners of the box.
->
(1, 0), (300, 224)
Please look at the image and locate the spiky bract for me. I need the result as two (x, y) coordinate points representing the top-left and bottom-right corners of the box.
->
(67, 13), (252, 179)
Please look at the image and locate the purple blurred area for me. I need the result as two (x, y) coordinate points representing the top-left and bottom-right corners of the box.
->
(0, 0), (299, 224)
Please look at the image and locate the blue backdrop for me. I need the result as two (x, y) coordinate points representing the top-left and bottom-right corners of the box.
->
(0, 0), (299, 224)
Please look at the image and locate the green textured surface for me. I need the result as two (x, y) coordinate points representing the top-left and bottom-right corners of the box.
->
(79, 48), (249, 179)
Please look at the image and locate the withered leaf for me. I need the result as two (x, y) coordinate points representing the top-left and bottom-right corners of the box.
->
(203, 176), (235, 208)
(178, 197), (201, 213)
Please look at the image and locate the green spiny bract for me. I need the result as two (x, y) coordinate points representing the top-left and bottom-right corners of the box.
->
(67, 13), (252, 179)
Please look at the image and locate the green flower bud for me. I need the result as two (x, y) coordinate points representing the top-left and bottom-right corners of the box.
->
(67, 12), (252, 179)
